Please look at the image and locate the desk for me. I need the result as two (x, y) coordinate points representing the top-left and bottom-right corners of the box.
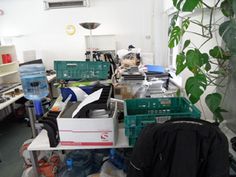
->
(0, 85), (24, 110)
(0, 74), (56, 111)
(28, 128), (131, 177)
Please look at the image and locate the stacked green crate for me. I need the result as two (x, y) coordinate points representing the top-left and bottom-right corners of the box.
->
(54, 61), (110, 81)
(124, 97), (201, 146)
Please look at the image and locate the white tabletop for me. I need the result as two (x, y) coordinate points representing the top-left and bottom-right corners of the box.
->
(0, 75), (57, 110)
(0, 85), (24, 110)
(28, 128), (131, 151)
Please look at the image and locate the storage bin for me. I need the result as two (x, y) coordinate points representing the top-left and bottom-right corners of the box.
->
(54, 61), (110, 81)
(124, 97), (201, 145)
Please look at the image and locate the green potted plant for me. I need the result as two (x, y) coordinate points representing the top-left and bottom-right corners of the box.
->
(168, 0), (236, 122)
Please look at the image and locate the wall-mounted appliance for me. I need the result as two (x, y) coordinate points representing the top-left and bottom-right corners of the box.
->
(44, 0), (89, 10)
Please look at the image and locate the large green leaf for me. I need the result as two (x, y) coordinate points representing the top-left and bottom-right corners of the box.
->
(168, 13), (179, 36)
(205, 62), (211, 72)
(173, 0), (200, 12)
(185, 74), (207, 104)
(205, 93), (227, 122)
(176, 52), (187, 75)
(168, 18), (190, 48)
(220, 0), (234, 17)
(209, 46), (230, 60)
(186, 49), (209, 74)
(214, 107), (227, 122)
(182, 18), (190, 34)
(186, 49), (200, 73)
(233, 0), (236, 15)
(219, 20), (236, 54)
(183, 40), (191, 51)
(205, 93), (222, 112)
(169, 26), (181, 48)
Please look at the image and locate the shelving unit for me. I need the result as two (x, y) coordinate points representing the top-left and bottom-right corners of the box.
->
(0, 70), (18, 77)
(0, 46), (20, 84)
(28, 128), (130, 151)
(28, 128), (131, 177)
(85, 34), (117, 52)
(0, 85), (24, 110)
(0, 45), (21, 119)
(0, 45), (17, 64)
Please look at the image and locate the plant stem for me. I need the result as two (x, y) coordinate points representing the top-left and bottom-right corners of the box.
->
(199, 38), (212, 49)
(215, 0), (221, 7)
(179, 16), (208, 29)
(186, 31), (211, 38)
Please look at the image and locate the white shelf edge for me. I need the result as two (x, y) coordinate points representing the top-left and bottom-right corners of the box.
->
(0, 61), (18, 67)
(0, 45), (15, 48)
(28, 128), (131, 151)
(0, 71), (18, 77)
(0, 85), (23, 110)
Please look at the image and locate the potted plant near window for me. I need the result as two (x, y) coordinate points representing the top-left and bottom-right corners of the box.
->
(168, 0), (236, 122)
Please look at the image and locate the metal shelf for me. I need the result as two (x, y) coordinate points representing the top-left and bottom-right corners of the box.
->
(28, 128), (131, 151)
(0, 71), (18, 77)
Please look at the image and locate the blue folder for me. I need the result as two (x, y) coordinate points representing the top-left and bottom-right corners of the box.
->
(146, 65), (165, 73)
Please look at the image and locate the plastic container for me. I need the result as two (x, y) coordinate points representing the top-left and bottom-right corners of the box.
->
(124, 97), (201, 145)
(54, 61), (110, 81)
(2, 54), (12, 64)
(58, 150), (102, 177)
(19, 64), (49, 100)
(57, 159), (76, 177)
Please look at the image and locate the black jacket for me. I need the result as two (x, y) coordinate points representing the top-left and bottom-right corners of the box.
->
(128, 118), (229, 177)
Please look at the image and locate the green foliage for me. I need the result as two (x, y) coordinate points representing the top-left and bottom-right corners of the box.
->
(169, 0), (234, 122)
(173, 0), (201, 12)
(168, 13), (179, 35)
(182, 18), (190, 34)
(168, 18), (190, 48)
(205, 93), (222, 113)
(176, 52), (187, 75)
(205, 93), (227, 122)
(219, 20), (236, 54)
(185, 74), (207, 104)
(209, 46), (230, 60)
(185, 49), (209, 74)
(176, 89), (181, 97)
(183, 40), (191, 50)
(233, 0), (236, 15)
(221, 0), (234, 17)
(168, 26), (181, 48)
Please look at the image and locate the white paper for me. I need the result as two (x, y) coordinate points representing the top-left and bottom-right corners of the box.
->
(70, 87), (88, 101)
(72, 88), (103, 118)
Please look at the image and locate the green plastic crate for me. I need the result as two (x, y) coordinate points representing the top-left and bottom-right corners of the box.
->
(124, 97), (201, 146)
(54, 61), (110, 81)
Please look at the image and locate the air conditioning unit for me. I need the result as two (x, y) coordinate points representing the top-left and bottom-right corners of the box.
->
(44, 0), (89, 10)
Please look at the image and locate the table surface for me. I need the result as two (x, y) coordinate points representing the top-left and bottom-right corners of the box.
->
(0, 85), (24, 110)
(28, 128), (131, 151)
(0, 74), (57, 110)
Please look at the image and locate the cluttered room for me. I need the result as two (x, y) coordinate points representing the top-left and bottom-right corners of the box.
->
(0, 0), (236, 177)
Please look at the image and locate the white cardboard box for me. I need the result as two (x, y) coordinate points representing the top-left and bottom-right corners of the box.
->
(57, 102), (118, 147)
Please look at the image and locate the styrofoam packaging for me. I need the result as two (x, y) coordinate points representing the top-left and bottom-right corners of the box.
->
(57, 102), (118, 147)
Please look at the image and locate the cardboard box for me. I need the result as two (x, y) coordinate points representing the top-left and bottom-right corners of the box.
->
(57, 102), (118, 147)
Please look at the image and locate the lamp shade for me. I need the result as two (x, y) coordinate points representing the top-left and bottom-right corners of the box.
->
(79, 22), (101, 30)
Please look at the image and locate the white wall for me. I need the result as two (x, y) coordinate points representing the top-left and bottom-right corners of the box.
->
(152, 1), (169, 66)
(163, 0), (223, 11)
(0, 0), (154, 69)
